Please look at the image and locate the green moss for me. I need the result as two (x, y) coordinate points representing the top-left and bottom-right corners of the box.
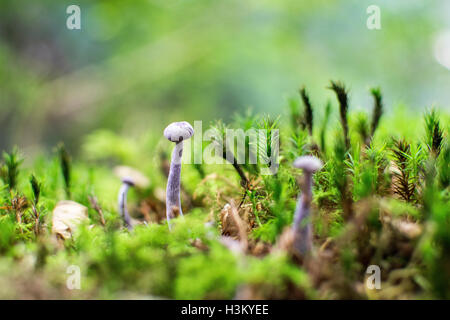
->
(175, 243), (239, 299)
(0, 93), (448, 299)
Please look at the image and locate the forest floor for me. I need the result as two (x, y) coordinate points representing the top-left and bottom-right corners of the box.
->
(0, 82), (448, 299)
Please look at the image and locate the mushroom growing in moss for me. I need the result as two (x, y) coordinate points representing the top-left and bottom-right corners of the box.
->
(114, 166), (150, 230)
(118, 178), (135, 230)
(292, 155), (323, 256)
(164, 121), (194, 229)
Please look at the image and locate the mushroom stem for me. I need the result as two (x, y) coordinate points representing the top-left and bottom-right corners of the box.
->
(291, 155), (322, 257)
(292, 172), (313, 255)
(118, 182), (133, 230)
(166, 141), (184, 228)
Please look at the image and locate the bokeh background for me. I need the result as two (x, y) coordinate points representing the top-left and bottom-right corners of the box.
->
(1, 0), (449, 156)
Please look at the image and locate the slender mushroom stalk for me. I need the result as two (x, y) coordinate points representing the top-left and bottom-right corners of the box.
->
(164, 121), (194, 229)
(114, 166), (150, 231)
(292, 155), (323, 256)
(118, 178), (134, 230)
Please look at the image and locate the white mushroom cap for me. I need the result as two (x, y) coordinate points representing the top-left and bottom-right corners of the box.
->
(52, 201), (89, 240)
(114, 166), (150, 188)
(164, 121), (194, 142)
(293, 156), (323, 172)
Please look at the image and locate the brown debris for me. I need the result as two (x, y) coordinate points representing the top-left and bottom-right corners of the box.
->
(234, 281), (309, 300)
(273, 227), (295, 254)
(250, 240), (270, 257)
(138, 196), (166, 223)
(219, 200), (249, 252)
(190, 238), (209, 251)
(389, 219), (422, 240)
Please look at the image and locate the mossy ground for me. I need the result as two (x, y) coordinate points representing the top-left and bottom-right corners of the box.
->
(0, 84), (448, 299)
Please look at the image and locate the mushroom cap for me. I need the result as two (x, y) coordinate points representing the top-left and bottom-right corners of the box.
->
(52, 200), (89, 240)
(114, 166), (150, 188)
(293, 156), (323, 172)
(164, 121), (194, 142)
(121, 177), (136, 186)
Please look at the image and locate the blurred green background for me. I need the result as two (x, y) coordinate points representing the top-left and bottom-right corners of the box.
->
(0, 0), (449, 155)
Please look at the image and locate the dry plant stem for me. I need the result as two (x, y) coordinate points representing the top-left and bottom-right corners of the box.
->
(226, 151), (249, 208)
(89, 195), (106, 226)
(232, 162), (249, 188)
(166, 141), (184, 228)
(16, 211), (23, 234)
(118, 182), (133, 230)
(222, 147), (249, 189)
(229, 200), (248, 252)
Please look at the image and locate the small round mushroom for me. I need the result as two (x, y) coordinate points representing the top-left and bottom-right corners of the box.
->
(114, 166), (150, 230)
(292, 155), (323, 256)
(114, 166), (150, 189)
(164, 121), (194, 229)
(52, 200), (89, 240)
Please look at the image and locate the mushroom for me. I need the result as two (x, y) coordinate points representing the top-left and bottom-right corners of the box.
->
(114, 166), (150, 230)
(52, 200), (89, 240)
(118, 178), (135, 230)
(164, 121), (194, 228)
(292, 155), (323, 256)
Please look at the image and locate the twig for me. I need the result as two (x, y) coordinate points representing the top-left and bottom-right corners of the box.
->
(88, 195), (106, 226)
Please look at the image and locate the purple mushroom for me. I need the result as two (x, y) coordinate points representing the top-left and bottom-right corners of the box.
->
(118, 177), (135, 231)
(115, 166), (150, 231)
(292, 155), (323, 256)
(164, 121), (194, 229)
